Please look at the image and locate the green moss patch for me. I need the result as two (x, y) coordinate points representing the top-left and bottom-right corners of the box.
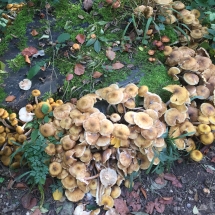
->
(6, 54), (26, 72)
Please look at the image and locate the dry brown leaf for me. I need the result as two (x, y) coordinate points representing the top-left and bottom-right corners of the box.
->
(74, 64), (85, 75)
(25, 55), (31, 64)
(159, 197), (173, 204)
(112, 62), (124, 70)
(14, 182), (28, 189)
(66, 74), (74, 81)
(31, 29), (39, 36)
(140, 187), (147, 199)
(172, 179), (182, 188)
(70, 98), (77, 104)
(114, 198), (129, 215)
(21, 47), (38, 56)
(106, 48), (116, 61)
(155, 176), (165, 185)
(93, 71), (103, 78)
(83, 0), (93, 11)
(211, 157), (215, 163)
(145, 201), (155, 214)
(76, 34), (86, 44)
(7, 179), (15, 189)
(21, 193), (37, 210)
(5, 95), (16, 102)
(163, 173), (176, 181)
(130, 202), (141, 211)
(154, 198), (165, 213)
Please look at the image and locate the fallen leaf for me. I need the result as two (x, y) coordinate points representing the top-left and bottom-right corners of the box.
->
(172, 179), (182, 188)
(21, 193), (37, 209)
(154, 203), (165, 213)
(106, 48), (116, 60)
(163, 173), (176, 182)
(159, 197), (173, 204)
(76, 34), (86, 44)
(31, 29), (39, 36)
(14, 182), (28, 189)
(31, 208), (42, 215)
(140, 187), (147, 199)
(130, 202), (141, 212)
(53, 189), (63, 201)
(211, 157), (215, 163)
(78, 15), (84, 19)
(93, 71), (102, 78)
(7, 179), (15, 189)
(112, 62), (124, 70)
(5, 95), (16, 102)
(114, 198), (129, 215)
(21, 47), (38, 56)
(131, 213), (149, 215)
(66, 74), (74, 81)
(83, 0), (93, 11)
(206, 167), (214, 174)
(145, 202), (155, 214)
(155, 176), (165, 185)
(25, 55), (31, 64)
(193, 205), (199, 214)
(74, 64), (85, 75)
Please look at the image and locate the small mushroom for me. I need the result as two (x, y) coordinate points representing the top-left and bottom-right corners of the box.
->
(31, 89), (41, 104)
(19, 79), (32, 90)
(190, 150), (203, 162)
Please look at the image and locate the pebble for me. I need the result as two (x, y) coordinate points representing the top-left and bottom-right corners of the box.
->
(176, 197), (182, 202)
(186, 203), (191, 208)
(188, 189), (193, 194)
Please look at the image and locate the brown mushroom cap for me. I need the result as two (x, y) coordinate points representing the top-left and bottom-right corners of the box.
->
(112, 124), (130, 140)
(105, 89), (124, 105)
(200, 132), (214, 145)
(134, 112), (153, 129)
(180, 121), (196, 134)
(163, 46), (173, 56)
(133, 134), (153, 148)
(188, 106), (198, 122)
(110, 185), (121, 199)
(96, 136), (110, 147)
(100, 119), (114, 136)
(76, 95), (95, 112)
(61, 135), (76, 150)
(195, 55), (212, 71)
(190, 29), (203, 39)
(179, 56), (197, 70)
(74, 142), (87, 157)
(154, 0), (173, 4)
(124, 83), (139, 98)
(60, 117), (73, 130)
(32, 89), (41, 97)
(124, 111), (136, 124)
(165, 14), (177, 24)
(196, 85), (210, 99)
(141, 127), (159, 140)
(83, 117), (100, 133)
(69, 162), (87, 179)
(166, 50), (182, 66)
(39, 123), (56, 137)
(65, 188), (85, 202)
(110, 113), (121, 122)
(200, 103), (215, 117)
(172, 1), (185, 10)
(124, 98), (136, 109)
(168, 67), (181, 81)
(183, 13), (195, 24)
(61, 174), (77, 190)
(138, 85), (149, 97)
(164, 108), (186, 126)
(100, 168), (117, 187)
(95, 86), (114, 99)
(53, 104), (72, 120)
(119, 151), (132, 167)
(169, 103), (188, 113)
(144, 92), (162, 109)
(49, 162), (62, 177)
(163, 85), (189, 105)
(63, 150), (77, 166)
(101, 194), (114, 210)
(183, 73), (199, 85)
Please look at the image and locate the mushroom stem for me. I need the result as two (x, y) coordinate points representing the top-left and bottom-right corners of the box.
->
(0, 119), (15, 130)
(24, 129), (32, 136)
(35, 96), (38, 104)
(166, 100), (170, 106)
(84, 173), (99, 181)
(122, 103), (126, 114)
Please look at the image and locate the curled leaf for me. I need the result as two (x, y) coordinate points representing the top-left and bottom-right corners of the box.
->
(92, 71), (102, 78)
(21, 47), (38, 56)
(74, 64), (85, 75)
(66, 74), (74, 81)
(76, 34), (86, 44)
(106, 48), (116, 60)
(112, 62), (124, 70)
(31, 29), (39, 36)
(5, 95), (16, 102)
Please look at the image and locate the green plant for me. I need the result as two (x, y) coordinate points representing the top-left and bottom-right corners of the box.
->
(10, 109), (55, 207)
(0, 177), (5, 183)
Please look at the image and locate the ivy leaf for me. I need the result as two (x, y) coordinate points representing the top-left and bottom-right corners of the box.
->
(94, 40), (101, 53)
(43, 115), (50, 123)
(27, 64), (41, 80)
(86, 38), (96, 46)
(31, 129), (39, 141)
(57, 33), (70, 43)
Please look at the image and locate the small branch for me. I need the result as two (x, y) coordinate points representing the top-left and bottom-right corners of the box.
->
(84, 173), (100, 181)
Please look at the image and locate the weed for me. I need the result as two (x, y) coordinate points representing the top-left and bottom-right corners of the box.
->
(6, 54), (26, 72)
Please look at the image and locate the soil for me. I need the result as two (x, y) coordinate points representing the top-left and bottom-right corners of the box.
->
(0, 1), (215, 215)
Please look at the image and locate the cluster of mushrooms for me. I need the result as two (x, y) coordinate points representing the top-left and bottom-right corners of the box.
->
(1, 81), (215, 210)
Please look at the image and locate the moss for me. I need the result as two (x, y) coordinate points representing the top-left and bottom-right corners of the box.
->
(160, 26), (178, 44)
(6, 54), (26, 72)
(0, 86), (6, 104)
(0, 7), (34, 55)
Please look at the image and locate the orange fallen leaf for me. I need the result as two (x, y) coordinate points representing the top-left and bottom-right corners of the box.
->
(93, 71), (102, 78)
(74, 63), (85, 75)
(5, 95), (16, 102)
(106, 48), (116, 60)
(25, 55), (31, 64)
(31, 29), (38, 36)
(112, 62), (124, 70)
(140, 187), (147, 199)
(14, 182), (28, 189)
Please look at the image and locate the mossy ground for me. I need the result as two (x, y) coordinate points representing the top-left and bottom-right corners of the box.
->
(0, 0), (177, 104)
